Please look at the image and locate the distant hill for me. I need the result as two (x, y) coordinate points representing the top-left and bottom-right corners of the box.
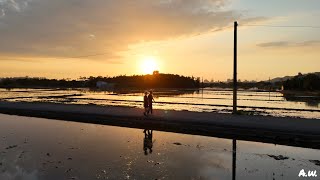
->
(270, 76), (293, 83)
(270, 72), (320, 83)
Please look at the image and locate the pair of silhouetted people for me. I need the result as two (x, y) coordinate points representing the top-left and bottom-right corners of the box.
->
(143, 129), (153, 155)
(143, 91), (155, 116)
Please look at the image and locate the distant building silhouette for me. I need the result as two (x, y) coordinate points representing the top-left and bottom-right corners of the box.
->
(96, 81), (115, 89)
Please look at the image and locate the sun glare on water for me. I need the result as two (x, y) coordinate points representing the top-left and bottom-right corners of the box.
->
(140, 56), (159, 74)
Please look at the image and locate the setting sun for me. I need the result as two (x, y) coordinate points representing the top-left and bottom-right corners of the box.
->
(140, 56), (159, 74)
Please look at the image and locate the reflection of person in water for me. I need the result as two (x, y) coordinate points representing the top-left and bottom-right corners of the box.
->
(143, 129), (154, 155)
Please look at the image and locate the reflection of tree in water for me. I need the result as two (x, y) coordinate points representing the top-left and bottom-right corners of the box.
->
(283, 94), (320, 108)
(305, 101), (320, 108)
(143, 130), (154, 155)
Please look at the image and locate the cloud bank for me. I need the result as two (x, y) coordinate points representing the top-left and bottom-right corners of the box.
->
(0, 0), (263, 61)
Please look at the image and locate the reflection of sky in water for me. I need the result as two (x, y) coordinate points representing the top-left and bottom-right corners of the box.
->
(0, 88), (319, 119)
(1, 166), (38, 180)
(0, 114), (319, 180)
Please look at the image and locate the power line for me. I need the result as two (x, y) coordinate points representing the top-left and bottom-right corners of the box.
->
(240, 24), (320, 28)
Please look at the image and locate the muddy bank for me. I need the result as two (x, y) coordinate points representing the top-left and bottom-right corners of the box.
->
(0, 101), (319, 149)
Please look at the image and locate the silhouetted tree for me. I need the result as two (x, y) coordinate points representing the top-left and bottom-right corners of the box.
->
(283, 73), (320, 91)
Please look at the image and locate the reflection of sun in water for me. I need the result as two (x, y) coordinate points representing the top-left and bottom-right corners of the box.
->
(140, 56), (159, 74)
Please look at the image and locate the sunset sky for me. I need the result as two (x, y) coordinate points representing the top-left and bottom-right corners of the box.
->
(0, 0), (319, 81)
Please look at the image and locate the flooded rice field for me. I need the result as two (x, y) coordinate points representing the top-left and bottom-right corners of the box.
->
(0, 114), (319, 180)
(0, 88), (319, 119)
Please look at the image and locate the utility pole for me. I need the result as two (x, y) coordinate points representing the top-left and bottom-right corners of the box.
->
(233, 21), (238, 114)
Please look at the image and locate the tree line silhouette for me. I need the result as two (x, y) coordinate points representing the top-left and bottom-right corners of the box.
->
(204, 81), (274, 90)
(0, 77), (83, 88)
(86, 73), (200, 88)
(0, 73), (200, 89)
(0, 72), (319, 91)
(283, 73), (320, 91)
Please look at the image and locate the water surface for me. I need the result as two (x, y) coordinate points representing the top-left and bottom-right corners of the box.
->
(0, 88), (319, 119)
(0, 114), (319, 180)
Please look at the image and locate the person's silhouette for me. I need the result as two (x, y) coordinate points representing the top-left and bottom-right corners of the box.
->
(147, 91), (155, 115)
(143, 129), (153, 155)
(143, 92), (149, 116)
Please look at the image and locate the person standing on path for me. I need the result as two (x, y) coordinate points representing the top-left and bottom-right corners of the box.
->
(143, 92), (149, 116)
(148, 91), (155, 114)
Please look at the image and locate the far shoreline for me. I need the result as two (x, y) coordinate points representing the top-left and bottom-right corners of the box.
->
(2, 87), (320, 95)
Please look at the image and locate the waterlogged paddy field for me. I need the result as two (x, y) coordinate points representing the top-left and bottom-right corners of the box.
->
(0, 114), (319, 180)
(0, 88), (319, 119)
